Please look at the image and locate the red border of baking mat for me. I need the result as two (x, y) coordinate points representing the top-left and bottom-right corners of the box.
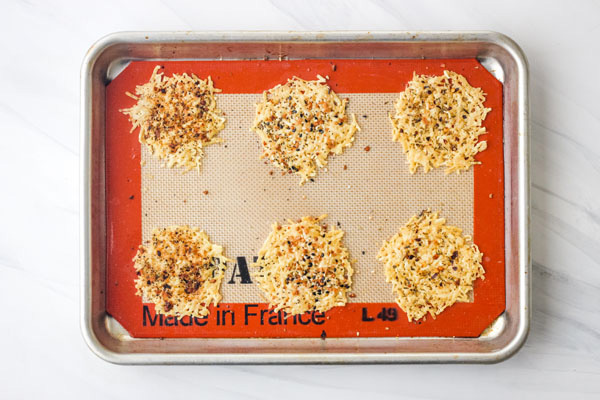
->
(105, 59), (504, 338)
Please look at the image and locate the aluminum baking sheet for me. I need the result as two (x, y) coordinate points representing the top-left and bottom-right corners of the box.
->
(81, 31), (529, 364)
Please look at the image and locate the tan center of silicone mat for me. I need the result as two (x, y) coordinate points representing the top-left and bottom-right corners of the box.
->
(141, 93), (473, 303)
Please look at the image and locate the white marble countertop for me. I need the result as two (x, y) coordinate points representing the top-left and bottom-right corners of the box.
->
(1, 0), (599, 398)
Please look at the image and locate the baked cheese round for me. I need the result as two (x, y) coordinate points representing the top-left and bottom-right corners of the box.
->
(390, 70), (491, 174)
(377, 210), (485, 322)
(133, 226), (230, 318)
(253, 215), (354, 314)
(121, 65), (226, 171)
(252, 76), (359, 184)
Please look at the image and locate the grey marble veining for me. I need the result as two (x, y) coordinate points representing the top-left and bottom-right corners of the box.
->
(0, 0), (599, 398)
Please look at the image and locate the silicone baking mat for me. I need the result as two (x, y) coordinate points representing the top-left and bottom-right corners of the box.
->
(105, 59), (505, 338)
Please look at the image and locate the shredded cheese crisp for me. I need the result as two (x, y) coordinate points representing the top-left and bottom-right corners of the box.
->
(121, 66), (226, 171)
(251, 76), (360, 184)
(377, 210), (485, 322)
(133, 226), (230, 319)
(252, 215), (354, 314)
(390, 70), (491, 173)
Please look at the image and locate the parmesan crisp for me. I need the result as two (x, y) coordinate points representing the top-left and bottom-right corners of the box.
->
(253, 215), (354, 314)
(133, 226), (231, 319)
(252, 76), (360, 184)
(390, 70), (491, 173)
(121, 66), (226, 171)
(377, 210), (485, 322)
